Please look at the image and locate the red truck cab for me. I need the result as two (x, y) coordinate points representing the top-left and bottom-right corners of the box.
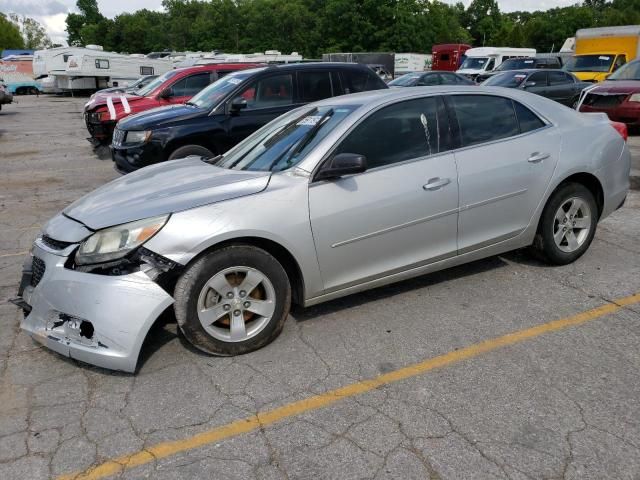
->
(431, 44), (472, 72)
(84, 63), (260, 144)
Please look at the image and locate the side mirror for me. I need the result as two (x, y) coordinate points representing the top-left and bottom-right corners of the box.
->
(159, 87), (173, 99)
(230, 97), (248, 112)
(315, 153), (367, 181)
(523, 81), (536, 88)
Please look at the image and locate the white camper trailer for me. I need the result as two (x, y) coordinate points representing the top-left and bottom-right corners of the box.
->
(33, 45), (124, 92)
(63, 52), (172, 91)
(197, 50), (303, 65)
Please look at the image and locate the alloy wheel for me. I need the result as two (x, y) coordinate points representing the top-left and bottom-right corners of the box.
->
(553, 197), (592, 253)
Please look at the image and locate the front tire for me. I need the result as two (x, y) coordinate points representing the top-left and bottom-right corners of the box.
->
(533, 183), (597, 265)
(174, 245), (291, 356)
(168, 144), (214, 161)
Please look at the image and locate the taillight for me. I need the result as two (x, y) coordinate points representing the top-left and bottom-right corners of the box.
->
(611, 121), (628, 142)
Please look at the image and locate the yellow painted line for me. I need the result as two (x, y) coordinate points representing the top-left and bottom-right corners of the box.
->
(0, 251), (28, 258)
(57, 292), (640, 480)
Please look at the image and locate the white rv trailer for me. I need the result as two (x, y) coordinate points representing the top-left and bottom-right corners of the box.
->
(457, 47), (536, 79)
(33, 45), (124, 92)
(63, 52), (172, 91)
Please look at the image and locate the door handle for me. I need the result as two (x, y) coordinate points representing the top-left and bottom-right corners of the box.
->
(528, 152), (550, 164)
(423, 177), (451, 191)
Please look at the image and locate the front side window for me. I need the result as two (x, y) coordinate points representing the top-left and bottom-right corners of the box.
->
(333, 96), (450, 169)
(614, 55), (627, 71)
(418, 74), (440, 86)
(180, 73), (212, 96)
(486, 58), (496, 71)
(451, 95), (520, 147)
(388, 73), (422, 87)
(238, 74), (294, 110)
(95, 59), (109, 69)
(341, 70), (380, 94)
(299, 71), (333, 102)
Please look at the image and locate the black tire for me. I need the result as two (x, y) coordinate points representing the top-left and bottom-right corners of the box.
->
(174, 245), (291, 356)
(168, 144), (214, 161)
(532, 182), (598, 265)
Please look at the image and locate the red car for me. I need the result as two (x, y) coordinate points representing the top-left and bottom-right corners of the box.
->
(579, 59), (640, 126)
(84, 63), (260, 144)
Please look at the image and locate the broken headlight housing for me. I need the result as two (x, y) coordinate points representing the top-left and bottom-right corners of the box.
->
(75, 215), (169, 266)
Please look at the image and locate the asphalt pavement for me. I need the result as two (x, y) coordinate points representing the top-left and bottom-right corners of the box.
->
(1, 96), (640, 480)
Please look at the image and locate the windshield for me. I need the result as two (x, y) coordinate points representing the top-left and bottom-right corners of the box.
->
(215, 105), (357, 172)
(608, 60), (640, 80)
(565, 54), (614, 73)
(482, 71), (528, 88)
(188, 71), (254, 110)
(136, 70), (179, 97)
(388, 73), (421, 86)
(496, 58), (536, 71)
(460, 57), (489, 70)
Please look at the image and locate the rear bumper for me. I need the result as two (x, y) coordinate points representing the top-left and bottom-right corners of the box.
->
(17, 239), (174, 372)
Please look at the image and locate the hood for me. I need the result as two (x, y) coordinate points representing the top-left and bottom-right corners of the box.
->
(118, 104), (206, 130)
(84, 93), (143, 112)
(63, 157), (271, 230)
(588, 80), (640, 95)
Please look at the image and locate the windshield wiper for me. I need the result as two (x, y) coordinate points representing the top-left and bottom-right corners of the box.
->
(267, 108), (335, 172)
(185, 101), (198, 107)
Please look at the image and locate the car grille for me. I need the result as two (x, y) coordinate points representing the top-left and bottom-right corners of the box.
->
(583, 93), (627, 108)
(31, 257), (46, 287)
(41, 235), (73, 251)
(112, 128), (125, 146)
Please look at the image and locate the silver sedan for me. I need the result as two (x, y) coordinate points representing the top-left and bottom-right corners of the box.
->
(15, 86), (630, 372)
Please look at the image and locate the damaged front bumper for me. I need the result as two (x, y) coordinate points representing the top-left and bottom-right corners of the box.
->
(16, 238), (174, 372)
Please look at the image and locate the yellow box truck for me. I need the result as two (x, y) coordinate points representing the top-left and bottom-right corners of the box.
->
(565, 25), (640, 82)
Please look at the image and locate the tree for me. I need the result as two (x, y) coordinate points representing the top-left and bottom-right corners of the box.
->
(0, 13), (24, 50)
(9, 14), (52, 49)
(66, 0), (107, 46)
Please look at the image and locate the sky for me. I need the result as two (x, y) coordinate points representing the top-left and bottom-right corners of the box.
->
(0, 0), (579, 46)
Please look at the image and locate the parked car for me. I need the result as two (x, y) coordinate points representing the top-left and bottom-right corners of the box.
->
(578, 59), (640, 126)
(481, 69), (591, 107)
(111, 62), (388, 173)
(476, 57), (562, 83)
(89, 75), (158, 99)
(389, 71), (474, 87)
(0, 81), (13, 110)
(84, 64), (259, 144)
(15, 86), (629, 372)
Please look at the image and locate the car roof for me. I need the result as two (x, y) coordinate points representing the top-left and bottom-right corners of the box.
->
(174, 63), (262, 74)
(226, 61), (374, 77)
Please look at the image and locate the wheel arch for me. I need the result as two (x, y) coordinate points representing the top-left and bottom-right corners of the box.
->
(550, 172), (604, 219)
(180, 236), (306, 308)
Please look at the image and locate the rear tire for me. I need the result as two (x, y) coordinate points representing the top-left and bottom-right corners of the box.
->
(532, 182), (597, 265)
(168, 144), (214, 161)
(174, 245), (291, 356)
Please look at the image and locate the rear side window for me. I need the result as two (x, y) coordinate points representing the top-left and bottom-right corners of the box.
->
(513, 101), (546, 134)
(299, 71), (333, 102)
(340, 69), (382, 94)
(549, 71), (571, 85)
(450, 95), (519, 147)
(334, 96), (450, 169)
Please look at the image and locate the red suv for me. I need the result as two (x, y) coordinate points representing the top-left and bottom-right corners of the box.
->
(84, 63), (260, 144)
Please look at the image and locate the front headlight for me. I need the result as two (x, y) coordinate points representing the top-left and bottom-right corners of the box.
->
(125, 130), (152, 145)
(75, 215), (169, 265)
(628, 93), (640, 103)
